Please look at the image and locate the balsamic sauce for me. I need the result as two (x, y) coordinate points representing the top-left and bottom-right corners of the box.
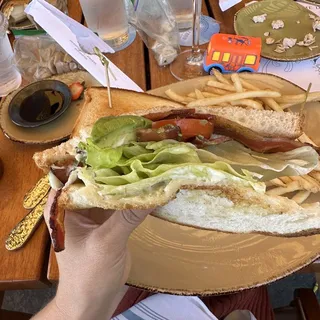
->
(19, 90), (64, 122)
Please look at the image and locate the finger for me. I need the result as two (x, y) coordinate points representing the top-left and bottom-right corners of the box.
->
(96, 208), (155, 244)
(62, 208), (115, 242)
(117, 208), (155, 233)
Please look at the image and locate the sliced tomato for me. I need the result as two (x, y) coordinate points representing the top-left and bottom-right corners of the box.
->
(152, 119), (214, 140)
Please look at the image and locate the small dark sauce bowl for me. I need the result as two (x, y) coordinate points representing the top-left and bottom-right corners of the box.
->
(8, 80), (72, 128)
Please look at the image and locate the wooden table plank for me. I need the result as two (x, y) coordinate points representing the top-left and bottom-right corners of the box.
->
(208, 0), (251, 34)
(67, 0), (83, 24)
(107, 37), (147, 91)
(149, 0), (209, 89)
(0, 137), (49, 290)
(0, 0), (84, 291)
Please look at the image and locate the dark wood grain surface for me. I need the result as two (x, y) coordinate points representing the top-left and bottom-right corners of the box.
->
(0, 0), (85, 290)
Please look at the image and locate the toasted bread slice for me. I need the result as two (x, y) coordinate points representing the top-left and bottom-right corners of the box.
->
(34, 88), (302, 172)
(58, 180), (320, 236)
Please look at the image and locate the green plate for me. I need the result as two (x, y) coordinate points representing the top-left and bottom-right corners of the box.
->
(234, 0), (320, 61)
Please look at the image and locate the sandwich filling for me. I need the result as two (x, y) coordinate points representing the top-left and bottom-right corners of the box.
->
(49, 111), (319, 251)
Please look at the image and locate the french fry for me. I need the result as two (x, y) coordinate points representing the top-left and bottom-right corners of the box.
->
(188, 91), (219, 98)
(187, 92), (196, 98)
(239, 78), (262, 91)
(212, 69), (232, 85)
(301, 202), (320, 209)
(280, 103), (292, 110)
(279, 176), (293, 184)
(202, 92), (219, 98)
(266, 178), (287, 187)
(231, 73), (243, 92)
(187, 90), (281, 108)
(204, 86), (230, 95)
(303, 175), (320, 191)
(230, 99), (264, 110)
(309, 171), (320, 181)
(165, 89), (195, 104)
(195, 89), (205, 99)
(239, 78), (282, 112)
(266, 181), (302, 196)
(291, 190), (311, 204)
(275, 93), (306, 103)
(207, 80), (237, 92)
(261, 97), (283, 112)
(275, 92), (320, 104)
(290, 176), (319, 193)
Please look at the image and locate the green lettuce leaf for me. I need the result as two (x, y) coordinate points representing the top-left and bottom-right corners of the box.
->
(199, 141), (319, 181)
(91, 115), (152, 142)
(77, 162), (265, 199)
(90, 116), (152, 148)
(84, 140), (123, 169)
(76, 139), (264, 199)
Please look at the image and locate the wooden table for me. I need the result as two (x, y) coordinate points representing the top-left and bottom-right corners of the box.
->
(0, 0), (319, 291)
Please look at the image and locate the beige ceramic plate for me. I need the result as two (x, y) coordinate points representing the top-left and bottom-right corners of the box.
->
(126, 73), (320, 294)
(234, 0), (320, 61)
(0, 71), (100, 144)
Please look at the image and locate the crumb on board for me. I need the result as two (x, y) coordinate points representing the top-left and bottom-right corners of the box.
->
(252, 13), (267, 23)
(272, 20), (284, 30)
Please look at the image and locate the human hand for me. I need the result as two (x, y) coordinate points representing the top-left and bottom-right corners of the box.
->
(43, 189), (154, 320)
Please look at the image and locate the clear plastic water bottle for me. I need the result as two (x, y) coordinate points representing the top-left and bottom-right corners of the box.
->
(0, 12), (21, 97)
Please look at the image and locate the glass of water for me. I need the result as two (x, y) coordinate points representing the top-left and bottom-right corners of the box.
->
(168, 0), (201, 30)
(79, 0), (129, 49)
(0, 12), (21, 97)
(170, 0), (205, 80)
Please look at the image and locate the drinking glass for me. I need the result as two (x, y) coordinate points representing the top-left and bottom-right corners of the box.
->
(170, 0), (206, 80)
(0, 12), (21, 97)
(168, 0), (201, 30)
(79, 0), (129, 48)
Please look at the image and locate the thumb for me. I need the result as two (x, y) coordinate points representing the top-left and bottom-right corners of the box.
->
(96, 208), (155, 244)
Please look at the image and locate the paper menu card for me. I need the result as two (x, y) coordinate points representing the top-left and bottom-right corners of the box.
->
(257, 2), (320, 92)
(219, 0), (242, 12)
(25, 0), (142, 92)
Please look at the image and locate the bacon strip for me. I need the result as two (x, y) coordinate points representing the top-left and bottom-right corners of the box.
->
(213, 116), (306, 153)
(49, 189), (66, 252)
(143, 110), (315, 154)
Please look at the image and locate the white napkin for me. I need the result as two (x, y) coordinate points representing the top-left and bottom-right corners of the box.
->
(113, 294), (218, 320)
(25, 0), (142, 92)
(113, 294), (258, 320)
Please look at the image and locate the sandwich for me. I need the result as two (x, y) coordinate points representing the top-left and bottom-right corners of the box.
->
(34, 88), (320, 252)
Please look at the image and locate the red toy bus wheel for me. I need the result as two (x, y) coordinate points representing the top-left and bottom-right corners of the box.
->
(209, 66), (223, 75)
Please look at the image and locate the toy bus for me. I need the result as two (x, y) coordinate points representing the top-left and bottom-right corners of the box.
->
(203, 33), (262, 74)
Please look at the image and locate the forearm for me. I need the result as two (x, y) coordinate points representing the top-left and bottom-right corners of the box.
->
(32, 299), (66, 320)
